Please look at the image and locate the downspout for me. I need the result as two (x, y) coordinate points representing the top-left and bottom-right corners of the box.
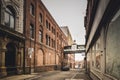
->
(23, 0), (26, 74)
(34, 0), (37, 72)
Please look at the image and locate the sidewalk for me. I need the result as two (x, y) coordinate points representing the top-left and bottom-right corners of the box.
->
(0, 73), (41, 80)
(72, 69), (91, 80)
(0, 71), (60, 80)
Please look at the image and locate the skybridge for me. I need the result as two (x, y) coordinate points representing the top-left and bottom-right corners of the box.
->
(63, 44), (85, 54)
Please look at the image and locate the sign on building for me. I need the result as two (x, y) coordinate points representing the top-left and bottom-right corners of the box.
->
(28, 48), (34, 58)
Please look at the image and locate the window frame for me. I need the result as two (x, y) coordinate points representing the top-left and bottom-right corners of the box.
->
(39, 30), (43, 43)
(46, 34), (48, 45)
(30, 24), (34, 39)
(4, 6), (15, 29)
(39, 13), (43, 23)
(48, 23), (51, 30)
(30, 3), (35, 16)
(46, 20), (48, 28)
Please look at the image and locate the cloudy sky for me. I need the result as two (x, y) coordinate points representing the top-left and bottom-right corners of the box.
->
(41, 0), (87, 61)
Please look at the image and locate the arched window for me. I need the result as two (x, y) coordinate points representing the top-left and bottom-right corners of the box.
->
(37, 49), (44, 66)
(30, 3), (34, 15)
(5, 6), (15, 29)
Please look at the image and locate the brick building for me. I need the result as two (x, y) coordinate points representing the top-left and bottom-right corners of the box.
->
(60, 26), (75, 68)
(24, 0), (68, 73)
(0, 0), (24, 77)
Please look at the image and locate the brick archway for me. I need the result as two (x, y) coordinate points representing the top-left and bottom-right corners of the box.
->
(36, 49), (44, 66)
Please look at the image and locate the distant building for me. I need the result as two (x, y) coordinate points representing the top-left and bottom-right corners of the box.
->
(0, 0), (24, 77)
(61, 26), (75, 68)
(24, 0), (68, 73)
(85, 0), (120, 80)
(75, 60), (84, 69)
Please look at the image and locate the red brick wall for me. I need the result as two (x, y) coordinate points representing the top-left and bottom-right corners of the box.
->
(24, 0), (68, 72)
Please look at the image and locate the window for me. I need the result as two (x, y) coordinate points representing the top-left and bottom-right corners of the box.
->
(57, 40), (59, 49)
(54, 29), (56, 35)
(53, 40), (55, 48)
(52, 27), (53, 33)
(46, 34), (51, 46)
(5, 6), (15, 29)
(48, 36), (50, 46)
(30, 24), (34, 38)
(57, 32), (58, 37)
(48, 23), (51, 30)
(39, 30), (43, 42)
(51, 39), (55, 48)
(39, 13), (42, 23)
(51, 39), (53, 47)
(46, 34), (48, 45)
(106, 10), (120, 79)
(46, 20), (48, 28)
(30, 3), (34, 15)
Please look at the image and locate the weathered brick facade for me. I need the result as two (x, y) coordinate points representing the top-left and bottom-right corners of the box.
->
(24, 0), (68, 73)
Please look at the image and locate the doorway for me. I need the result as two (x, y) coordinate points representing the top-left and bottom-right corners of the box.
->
(5, 42), (17, 75)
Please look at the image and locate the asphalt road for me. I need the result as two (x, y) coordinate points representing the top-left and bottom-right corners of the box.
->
(0, 69), (90, 80)
(28, 69), (78, 80)
(24, 69), (91, 80)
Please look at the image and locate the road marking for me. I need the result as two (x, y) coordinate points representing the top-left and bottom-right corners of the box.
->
(71, 72), (79, 79)
(66, 72), (84, 80)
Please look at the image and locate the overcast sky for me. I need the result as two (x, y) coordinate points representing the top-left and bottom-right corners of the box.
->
(41, 0), (87, 44)
(41, 0), (87, 61)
